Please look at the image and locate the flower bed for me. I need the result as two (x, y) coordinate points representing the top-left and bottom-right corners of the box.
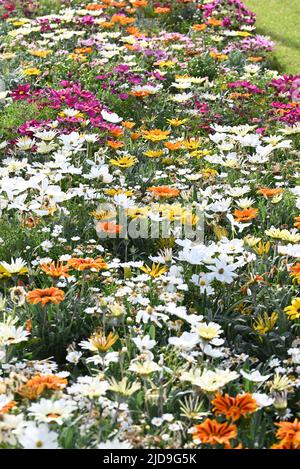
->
(0, 0), (300, 450)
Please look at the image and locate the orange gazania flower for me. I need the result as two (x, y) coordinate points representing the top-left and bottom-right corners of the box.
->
(18, 374), (67, 399)
(257, 187), (284, 197)
(40, 261), (70, 278)
(131, 0), (147, 7)
(294, 216), (300, 229)
(147, 186), (180, 198)
(210, 51), (228, 61)
(107, 140), (124, 149)
(86, 3), (106, 10)
(248, 56), (263, 62)
(289, 263), (300, 281)
(229, 92), (251, 100)
(272, 419), (300, 449)
(233, 208), (258, 222)
(164, 141), (183, 151)
(131, 90), (150, 98)
(212, 392), (257, 421)
(111, 14), (135, 25)
(74, 47), (93, 55)
(131, 132), (141, 140)
(126, 26), (141, 36)
(109, 127), (123, 138)
(122, 120), (135, 129)
(154, 7), (170, 13)
(207, 18), (223, 26)
(27, 287), (65, 307)
(67, 257), (108, 271)
(96, 221), (123, 234)
(101, 21), (114, 28)
(0, 400), (16, 415)
(193, 23), (207, 31)
(193, 419), (237, 446)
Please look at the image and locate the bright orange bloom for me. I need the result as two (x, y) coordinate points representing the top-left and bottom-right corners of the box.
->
(86, 3), (106, 10)
(233, 208), (258, 222)
(40, 261), (70, 278)
(212, 392), (257, 421)
(126, 26), (141, 36)
(148, 186), (180, 198)
(229, 92), (251, 100)
(289, 263), (300, 281)
(193, 23), (207, 31)
(19, 374), (67, 399)
(27, 287), (65, 307)
(131, 90), (150, 97)
(74, 47), (93, 55)
(154, 7), (170, 13)
(111, 14), (135, 25)
(122, 120), (135, 129)
(210, 51), (228, 61)
(272, 419), (300, 449)
(257, 187), (284, 197)
(294, 216), (300, 229)
(26, 319), (32, 333)
(109, 127), (124, 137)
(164, 141), (183, 151)
(67, 257), (108, 271)
(0, 400), (16, 414)
(248, 56), (263, 62)
(101, 21), (114, 28)
(131, 0), (147, 7)
(193, 419), (237, 446)
(96, 221), (123, 234)
(131, 132), (141, 140)
(207, 18), (223, 26)
(107, 140), (124, 149)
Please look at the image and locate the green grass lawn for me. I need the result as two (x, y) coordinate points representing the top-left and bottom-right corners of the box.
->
(244, 0), (300, 74)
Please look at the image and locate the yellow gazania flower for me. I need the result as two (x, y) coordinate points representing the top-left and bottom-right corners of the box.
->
(142, 129), (171, 142)
(90, 209), (116, 221)
(109, 155), (137, 169)
(143, 150), (164, 158)
(22, 68), (42, 76)
(126, 207), (150, 219)
(88, 331), (119, 353)
(265, 228), (300, 243)
(244, 235), (262, 247)
(253, 312), (278, 334)
(104, 188), (133, 197)
(236, 31), (252, 37)
(202, 168), (218, 179)
(284, 298), (300, 320)
(167, 118), (188, 127)
(190, 149), (211, 158)
(183, 138), (202, 150)
(157, 60), (176, 68)
(140, 263), (168, 278)
(68, 53), (87, 61)
(29, 49), (52, 58)
(210, 52), (228, 61)
(12, 20), (29, 27)
(253, 241), (271, 256)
